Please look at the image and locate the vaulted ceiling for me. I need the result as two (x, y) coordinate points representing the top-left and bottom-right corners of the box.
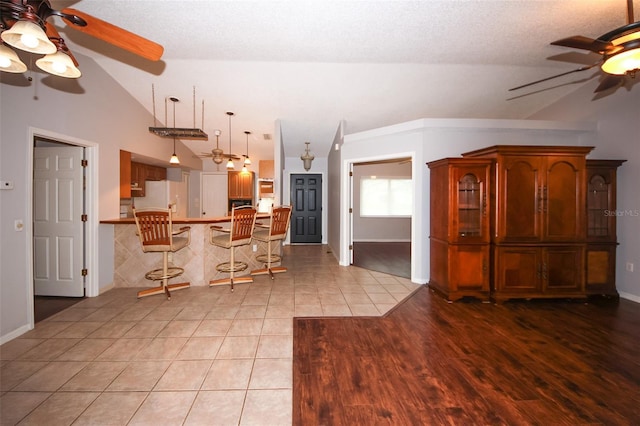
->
(46, 0), (639, 163)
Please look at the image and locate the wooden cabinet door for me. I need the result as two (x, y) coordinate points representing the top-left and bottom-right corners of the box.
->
(543, 246), (584, 293)
(452, 165), (490, 244)
(228, 171), (254, 199)
(119, 150), (132, 199)
(450, 245), (489, 293)
(544, 156), (585, 241)
(496, 156), (542, 243)
(494, 246), (541, 294)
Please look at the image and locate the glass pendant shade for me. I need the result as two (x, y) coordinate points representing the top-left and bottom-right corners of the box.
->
(601, 47), (640, 75)
(226, 158), (235, 169)
(1, 20), (56, 54)
(0, 44), (27, 73)
(36, 50), (81, 78)
(170, 153), (180, 164)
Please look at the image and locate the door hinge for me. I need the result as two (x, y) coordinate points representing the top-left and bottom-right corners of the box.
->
(81, 214), (88, 222)
(349, 244), (353, 250)
(81, 159), (88, 167)
(81, 268), (88, 276)
(349, 171), (353, 177)
(349, 207), (353, 213)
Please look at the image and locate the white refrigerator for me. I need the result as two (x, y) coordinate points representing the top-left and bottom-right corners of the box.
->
(134, 180), (188, 217)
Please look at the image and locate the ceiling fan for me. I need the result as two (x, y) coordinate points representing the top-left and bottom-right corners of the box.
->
(198, 129), (241, 165)
(510, 0), (639, 93)
(0, 0), (163, 78)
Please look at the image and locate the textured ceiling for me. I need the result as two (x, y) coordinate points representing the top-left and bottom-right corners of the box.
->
(48, 0), (639, 163)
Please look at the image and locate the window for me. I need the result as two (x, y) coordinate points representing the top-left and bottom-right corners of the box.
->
(360, 177), (412, 217)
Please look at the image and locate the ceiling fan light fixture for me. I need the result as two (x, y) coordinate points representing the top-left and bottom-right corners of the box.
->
(1, 20), (56, 54)
(0, 43), (27, 73)
(601, 47), (640, 75)
(35, 50), (81, 78)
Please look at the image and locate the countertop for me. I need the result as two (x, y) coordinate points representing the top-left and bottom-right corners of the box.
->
(100, 214), (270, 225)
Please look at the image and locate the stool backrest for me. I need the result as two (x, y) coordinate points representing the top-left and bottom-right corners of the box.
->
(134, 208), (172, 248)
(270, 206), (292, 239)
(230, 206), (257, 243)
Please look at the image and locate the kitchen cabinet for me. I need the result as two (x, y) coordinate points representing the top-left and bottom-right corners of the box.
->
(585, 159), (625, 296)
(427, 158), (491, 301)
(120, 150), (132, 199)
(228, 171), (255, 200)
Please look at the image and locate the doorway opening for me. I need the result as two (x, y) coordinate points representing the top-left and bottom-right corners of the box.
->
(351, 157), (412, 279)
(28, 129), (98, 328)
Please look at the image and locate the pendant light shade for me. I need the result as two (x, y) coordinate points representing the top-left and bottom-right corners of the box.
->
(226, 112), (235, 170)
(168, 97), (180, 164)
(243, 131), (251, 166)
(0, 44), (27, 73)
(35, 50), (81, 78)
(301, 142), (314, 171)
(1, 20), (56, 54)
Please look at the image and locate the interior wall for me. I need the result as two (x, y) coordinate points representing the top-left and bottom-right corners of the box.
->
(0, 53), (200, 342)
(326, 121), (344, 259)
(352, 161), (412, 241)
(528, 81), (640, 302)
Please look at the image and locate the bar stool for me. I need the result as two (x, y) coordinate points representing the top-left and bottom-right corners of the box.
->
(133, 207), (191, 300)
(209, 205), (257, 291)
(251, 205), (292, 279)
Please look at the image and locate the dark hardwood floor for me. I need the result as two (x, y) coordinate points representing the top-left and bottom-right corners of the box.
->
(293, 286), (640, 425)
(34, 296), (84, 323)
(352, 241), (411, 278)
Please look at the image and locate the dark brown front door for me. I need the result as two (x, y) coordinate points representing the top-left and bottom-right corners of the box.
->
(290, 174), (322, 243)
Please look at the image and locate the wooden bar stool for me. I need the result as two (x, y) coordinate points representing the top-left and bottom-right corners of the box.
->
(133, 207), (191, 300)
(209, 205), (258, 291)
(251, 205), (292, 279)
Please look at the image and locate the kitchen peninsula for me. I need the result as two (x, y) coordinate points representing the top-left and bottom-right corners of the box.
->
(101, 215), (275, 288)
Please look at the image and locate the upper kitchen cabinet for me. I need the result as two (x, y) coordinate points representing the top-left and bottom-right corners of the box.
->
(228, 171), (255, 200)
(119, 150), (167, 198)
(120, 150), (132, 199)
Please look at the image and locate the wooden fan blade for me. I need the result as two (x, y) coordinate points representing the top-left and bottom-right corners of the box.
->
(508, 63), (599, 91)
(594, 75), (625, 92)
(60, 8), (164, 61)
(551, 36), (616, 54)
(45, 23), (79, 66)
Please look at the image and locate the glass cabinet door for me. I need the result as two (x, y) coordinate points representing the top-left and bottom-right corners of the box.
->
(587, 174), (609, 238)
(457, 173), (483, 237)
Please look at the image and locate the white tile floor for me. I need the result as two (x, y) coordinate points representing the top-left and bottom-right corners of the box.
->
(0, 245), (420, 425)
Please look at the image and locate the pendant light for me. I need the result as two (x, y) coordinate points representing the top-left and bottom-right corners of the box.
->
(301, 142), (314, 171)
(226, 112), (235, 170)
(242, 130), (251, 173)
(169, 97), (180, 165)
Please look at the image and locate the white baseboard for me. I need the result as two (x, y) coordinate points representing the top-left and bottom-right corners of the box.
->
(0, 324), (33, 345)
(619, 291), (640, 304)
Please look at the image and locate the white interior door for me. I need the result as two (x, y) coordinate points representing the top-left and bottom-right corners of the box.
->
(33, 146), (85, 297)
(201, 173), (228, 217)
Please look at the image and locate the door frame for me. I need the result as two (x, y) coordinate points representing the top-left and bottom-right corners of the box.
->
(26, 127), (99, 328)
(283, 171), (327, 245)
(340, 152), (417, 281)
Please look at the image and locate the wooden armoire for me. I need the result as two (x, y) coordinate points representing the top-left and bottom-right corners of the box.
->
(428, 145), (624, 302)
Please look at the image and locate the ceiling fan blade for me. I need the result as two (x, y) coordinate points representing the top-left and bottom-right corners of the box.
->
(60, 8), (164, 61)
(594, 75), (625, 92)
(551, 36), (616, 54)
(45, 22), (79, 66)
(508, 63), (599, 91)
